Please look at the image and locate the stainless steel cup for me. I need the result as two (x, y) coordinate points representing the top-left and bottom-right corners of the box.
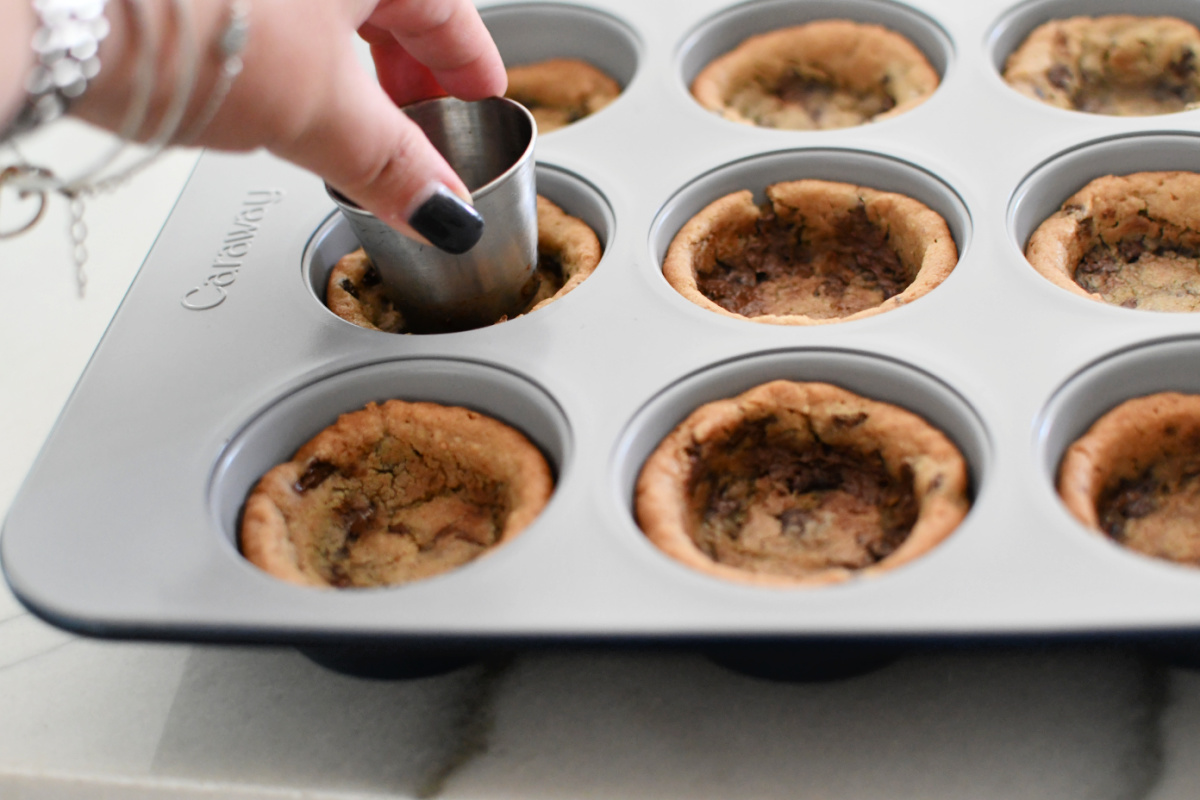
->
(327, 96), (538, 333)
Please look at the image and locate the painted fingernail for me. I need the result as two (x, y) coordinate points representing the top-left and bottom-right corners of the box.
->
(409, 185), (484, 254)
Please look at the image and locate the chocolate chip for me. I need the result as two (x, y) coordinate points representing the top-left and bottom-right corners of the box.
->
(832, 412), (869, 428)
(1046, 63), (1072, 90)
(1117, 239), (1145, 263)
(779, 508), (812, 537)
(341, 502), (376, 540)
(294, 460), (336, 493)
(1122, 493), (1157, 519)
(1101, 476), (1160, 536)
(1170, 49), (1196, 80)
(339, 278), (360, 299)
(362, 263), (382, 287)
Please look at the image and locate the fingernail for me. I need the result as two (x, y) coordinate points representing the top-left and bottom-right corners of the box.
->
(409, 185), (484, 254)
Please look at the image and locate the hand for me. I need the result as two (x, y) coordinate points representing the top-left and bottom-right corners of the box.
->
(55, 0), (507, 250)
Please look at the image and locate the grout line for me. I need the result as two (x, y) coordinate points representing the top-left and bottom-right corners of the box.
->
(0, 638), (73, 675)
(416, 656), (515, 798)
(1129, 654), (1170, 800)
(0, 611), (30, 627)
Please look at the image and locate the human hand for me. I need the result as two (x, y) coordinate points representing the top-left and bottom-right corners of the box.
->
(70, 0), (508, 251)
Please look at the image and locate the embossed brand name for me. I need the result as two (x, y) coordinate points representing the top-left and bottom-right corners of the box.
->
(181, 189), (284, 310)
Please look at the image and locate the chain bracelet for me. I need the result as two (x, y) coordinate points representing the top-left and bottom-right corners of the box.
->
(67, 193), (88, 294)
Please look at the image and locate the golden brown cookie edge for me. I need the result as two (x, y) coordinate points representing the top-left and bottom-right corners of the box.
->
(661, 180), (958, 325)
(239, 399), (554, 588)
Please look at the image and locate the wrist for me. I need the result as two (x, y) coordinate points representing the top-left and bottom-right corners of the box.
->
(71, 0), (243, 142)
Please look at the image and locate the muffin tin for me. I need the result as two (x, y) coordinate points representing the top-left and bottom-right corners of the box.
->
(10, 0), (1200, 648)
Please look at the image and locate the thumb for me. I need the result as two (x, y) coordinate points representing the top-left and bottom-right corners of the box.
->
(274, 48), (483, 254)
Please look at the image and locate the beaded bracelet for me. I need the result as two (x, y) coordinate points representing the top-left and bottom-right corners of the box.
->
(2, 0), (112, 142)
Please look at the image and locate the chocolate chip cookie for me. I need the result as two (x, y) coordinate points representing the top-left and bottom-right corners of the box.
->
(1059, 392), (1200, 566)
(662, 179), (957, 324)
(1003, 15), (1200, 115)
(691, 20), (939, 130)
(327, 195), (602, 332)
(505, 58), (621, 133)
(636, 380), (970, 587)
(1025, 171), (1200, 311)
(240, 399), (554, 588)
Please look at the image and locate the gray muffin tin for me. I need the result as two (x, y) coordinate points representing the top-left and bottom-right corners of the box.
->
(8, 0), (1200, 647)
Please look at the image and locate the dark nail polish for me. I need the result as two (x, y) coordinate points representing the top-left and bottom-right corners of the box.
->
(409, 187), (484, 254)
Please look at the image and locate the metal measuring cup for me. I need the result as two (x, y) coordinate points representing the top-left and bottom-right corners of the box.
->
(327, 96), (538, 333)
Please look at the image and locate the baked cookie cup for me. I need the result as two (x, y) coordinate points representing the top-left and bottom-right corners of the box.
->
(505, 58), (621, 133)
(328, 195), (602, 332)
(635, 380), (970, 588)
(691, 20), (939, 130)
(240, 399), (554, 588)
(1059, 392), (1200, 567)
(1026, 171), (1200, 311)
(662, 179), (958, 325)
(1003, 15), (1200, 116)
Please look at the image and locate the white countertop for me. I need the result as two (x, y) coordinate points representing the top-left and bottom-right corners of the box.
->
(5, 124), (1200, 800)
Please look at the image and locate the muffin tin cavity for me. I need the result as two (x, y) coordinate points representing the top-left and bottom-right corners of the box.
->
(209, 359), (571, 555)
(1009, 133), (1200, 306)
(615, 349), (990, 549)
(634, 379), (972, 588)
(678, 0), (952, 119)
(304, 165), (614, 330)
(650, 149), (970, 321)
(1039, 339), (1200, 564)
(482, 2), (639, 129)
(989, 0), (1200, 113)
(1039, 338), (1200, 486)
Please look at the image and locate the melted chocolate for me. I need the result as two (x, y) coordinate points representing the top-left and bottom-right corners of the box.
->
(684, 417), (918, 572)
(294, 460), (337, 494)
(696, 205), (912, 319)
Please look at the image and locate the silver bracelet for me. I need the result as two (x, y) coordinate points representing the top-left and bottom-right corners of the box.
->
(3, 0), (112, 141)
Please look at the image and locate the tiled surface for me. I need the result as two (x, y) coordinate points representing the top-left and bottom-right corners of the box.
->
(6, 66), (1200, 800)
(0, 634), (1195, 799)
(447, 649), (1166, 800)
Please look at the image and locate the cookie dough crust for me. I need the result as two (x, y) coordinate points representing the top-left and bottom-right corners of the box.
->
(1003, 15), (1200, 116)
(525, 195), (603, 313)
(505, 58), (620, 133)
(240, 399), (554, 588)
(662, 179), (957, 325)
(327, 195), (601, 332)
(635, 380), (970, 587)
(1059, 392), (1200, 566)
(1025, 171), (1200, 311)
(691, 20), (939, 130)
(326, 250), (405, 332)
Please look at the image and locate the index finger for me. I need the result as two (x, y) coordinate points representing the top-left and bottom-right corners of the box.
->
(361, 0), (507, 100)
